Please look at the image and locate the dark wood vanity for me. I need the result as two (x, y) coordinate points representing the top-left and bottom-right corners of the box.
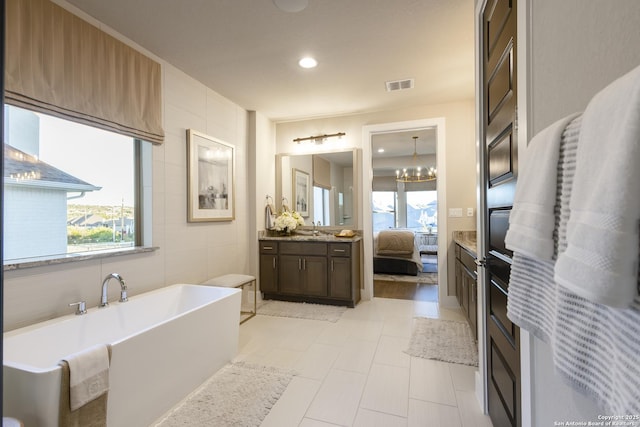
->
(259, 236), (362, 307)
(454, 231), (478, 340)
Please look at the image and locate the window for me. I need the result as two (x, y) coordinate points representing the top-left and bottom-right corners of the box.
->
(3, 105), (144, 264)
(372, 191), (397, 232)
(406, 190), (437, 232)
(372, 190), (437, 233)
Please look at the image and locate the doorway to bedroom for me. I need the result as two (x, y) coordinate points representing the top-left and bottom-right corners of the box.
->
(370, 129), (439, 302)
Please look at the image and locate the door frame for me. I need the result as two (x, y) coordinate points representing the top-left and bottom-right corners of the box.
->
(361, 118), (453, 306)
(474, 0), (533, 423)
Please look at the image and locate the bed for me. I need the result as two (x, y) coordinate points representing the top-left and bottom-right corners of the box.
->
(373, 230), (423, 276)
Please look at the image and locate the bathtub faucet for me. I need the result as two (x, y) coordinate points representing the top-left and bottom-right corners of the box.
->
(100, 273), (128, 307)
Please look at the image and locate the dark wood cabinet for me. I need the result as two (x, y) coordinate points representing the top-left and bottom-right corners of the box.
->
(259, 241), (278, 293)
(304, 256), (328, 296)
(279, 254), (328, 296)
(455, 243), (478, 340)
(329, 243), (360, 300)
(259, 238), (361, 307)
(278, 254), (306, 294)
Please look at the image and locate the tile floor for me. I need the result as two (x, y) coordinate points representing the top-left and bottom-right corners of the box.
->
(235, 297), (494, 427)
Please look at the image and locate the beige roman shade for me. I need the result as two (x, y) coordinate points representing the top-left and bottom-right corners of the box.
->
(312, 155), (331, 189)
(5, 0), (164, 144)
(405, 180), (436, 192)
(372, 176), (398, 192)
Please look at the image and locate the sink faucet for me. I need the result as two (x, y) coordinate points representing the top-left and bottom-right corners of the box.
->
(313, 221), (322, 235)
(100, 273), (128, 307)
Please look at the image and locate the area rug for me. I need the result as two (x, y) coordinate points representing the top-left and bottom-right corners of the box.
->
(257, 300), (347, 322)
(374, 271), (438, 284)
(155, 362), (294, 427)
(404, 318), (478, 366)
(422, 254), (438, 273)
(422, 262), (438, 273)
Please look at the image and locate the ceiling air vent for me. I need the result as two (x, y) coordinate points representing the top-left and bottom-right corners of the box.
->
(385, 78), (414, 92)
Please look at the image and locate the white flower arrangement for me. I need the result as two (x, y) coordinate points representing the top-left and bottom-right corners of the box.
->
(273, 210), (305, 233)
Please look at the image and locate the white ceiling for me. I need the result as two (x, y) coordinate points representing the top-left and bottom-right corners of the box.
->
(65, 0), (475, 123)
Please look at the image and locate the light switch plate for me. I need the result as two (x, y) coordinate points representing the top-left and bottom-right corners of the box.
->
(449, 208), (463, 217)
(467, 208), (474, 217)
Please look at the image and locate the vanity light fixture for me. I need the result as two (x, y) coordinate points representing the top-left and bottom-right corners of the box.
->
(293, 132), (345, 145)
(396, 136), (436, 183)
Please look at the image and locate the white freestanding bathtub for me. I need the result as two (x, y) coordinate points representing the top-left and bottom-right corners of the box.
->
(3, 284), (241, 427)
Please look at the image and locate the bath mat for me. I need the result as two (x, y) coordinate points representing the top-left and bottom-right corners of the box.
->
(257, 300), (347, 322)
(154, 362), (294, 427)
(404, 318), (478, 366)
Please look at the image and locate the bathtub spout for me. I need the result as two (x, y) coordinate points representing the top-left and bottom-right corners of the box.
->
(100, 273), (128, 307)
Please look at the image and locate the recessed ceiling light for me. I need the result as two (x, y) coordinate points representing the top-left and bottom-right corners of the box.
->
(377, 148), (385, 153)
(298, 57), (318, 69)
(273, 0), (309, 13)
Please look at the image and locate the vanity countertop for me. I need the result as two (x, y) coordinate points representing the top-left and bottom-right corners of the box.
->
(259, 233), (362, 242)
(259, 229), (362, 242)
(453, 230), (477, 256)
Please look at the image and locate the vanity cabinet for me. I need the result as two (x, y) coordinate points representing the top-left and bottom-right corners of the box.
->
(259, 241), (278, 293)
(259, 238), (361, 307)
(329, 243), (355, 299)
(455, 243), (478, 340)
(278, 247), (328, 297)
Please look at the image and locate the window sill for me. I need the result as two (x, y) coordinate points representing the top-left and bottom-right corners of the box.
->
(3, 246), (159, 271)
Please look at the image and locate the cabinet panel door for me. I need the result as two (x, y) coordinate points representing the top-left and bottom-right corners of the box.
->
(279, 255), (302, 295)
(260, 254), (278, 293)
(329, 257), (351, 299)
(461, 271), (469, 315)
(304, 256), (328, 296)
(455, 260), (464, 305)
(468, 273), (478, 340)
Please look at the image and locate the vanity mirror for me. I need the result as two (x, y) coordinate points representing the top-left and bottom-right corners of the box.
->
(276, 149), (360, 228)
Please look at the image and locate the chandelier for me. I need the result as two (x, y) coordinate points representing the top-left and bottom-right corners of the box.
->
(396, 136), (436, 183)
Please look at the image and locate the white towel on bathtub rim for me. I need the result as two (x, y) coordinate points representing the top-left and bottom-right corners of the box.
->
(504, 112), (581, 260)
(62, 344), (110, 411)
(555, 64), (640, 308)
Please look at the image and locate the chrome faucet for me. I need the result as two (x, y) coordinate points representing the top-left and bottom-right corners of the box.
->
(69, 301), (87, 315)
(313, 221), (321, 235)
(100, 273), (128, 307)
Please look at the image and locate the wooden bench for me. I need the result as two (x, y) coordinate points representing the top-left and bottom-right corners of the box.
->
(202, 274), (256, 324)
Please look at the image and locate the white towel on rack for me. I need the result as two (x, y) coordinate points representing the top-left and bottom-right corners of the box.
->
(555, 64), (640, 308)
(504, 112), (581, 260)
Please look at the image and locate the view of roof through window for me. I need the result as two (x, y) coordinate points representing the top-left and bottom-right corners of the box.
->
(3, 105), (136, 261)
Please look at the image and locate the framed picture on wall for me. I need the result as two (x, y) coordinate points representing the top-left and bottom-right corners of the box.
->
(187, 129), (235, 222)
(292, 168), (310, 217)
